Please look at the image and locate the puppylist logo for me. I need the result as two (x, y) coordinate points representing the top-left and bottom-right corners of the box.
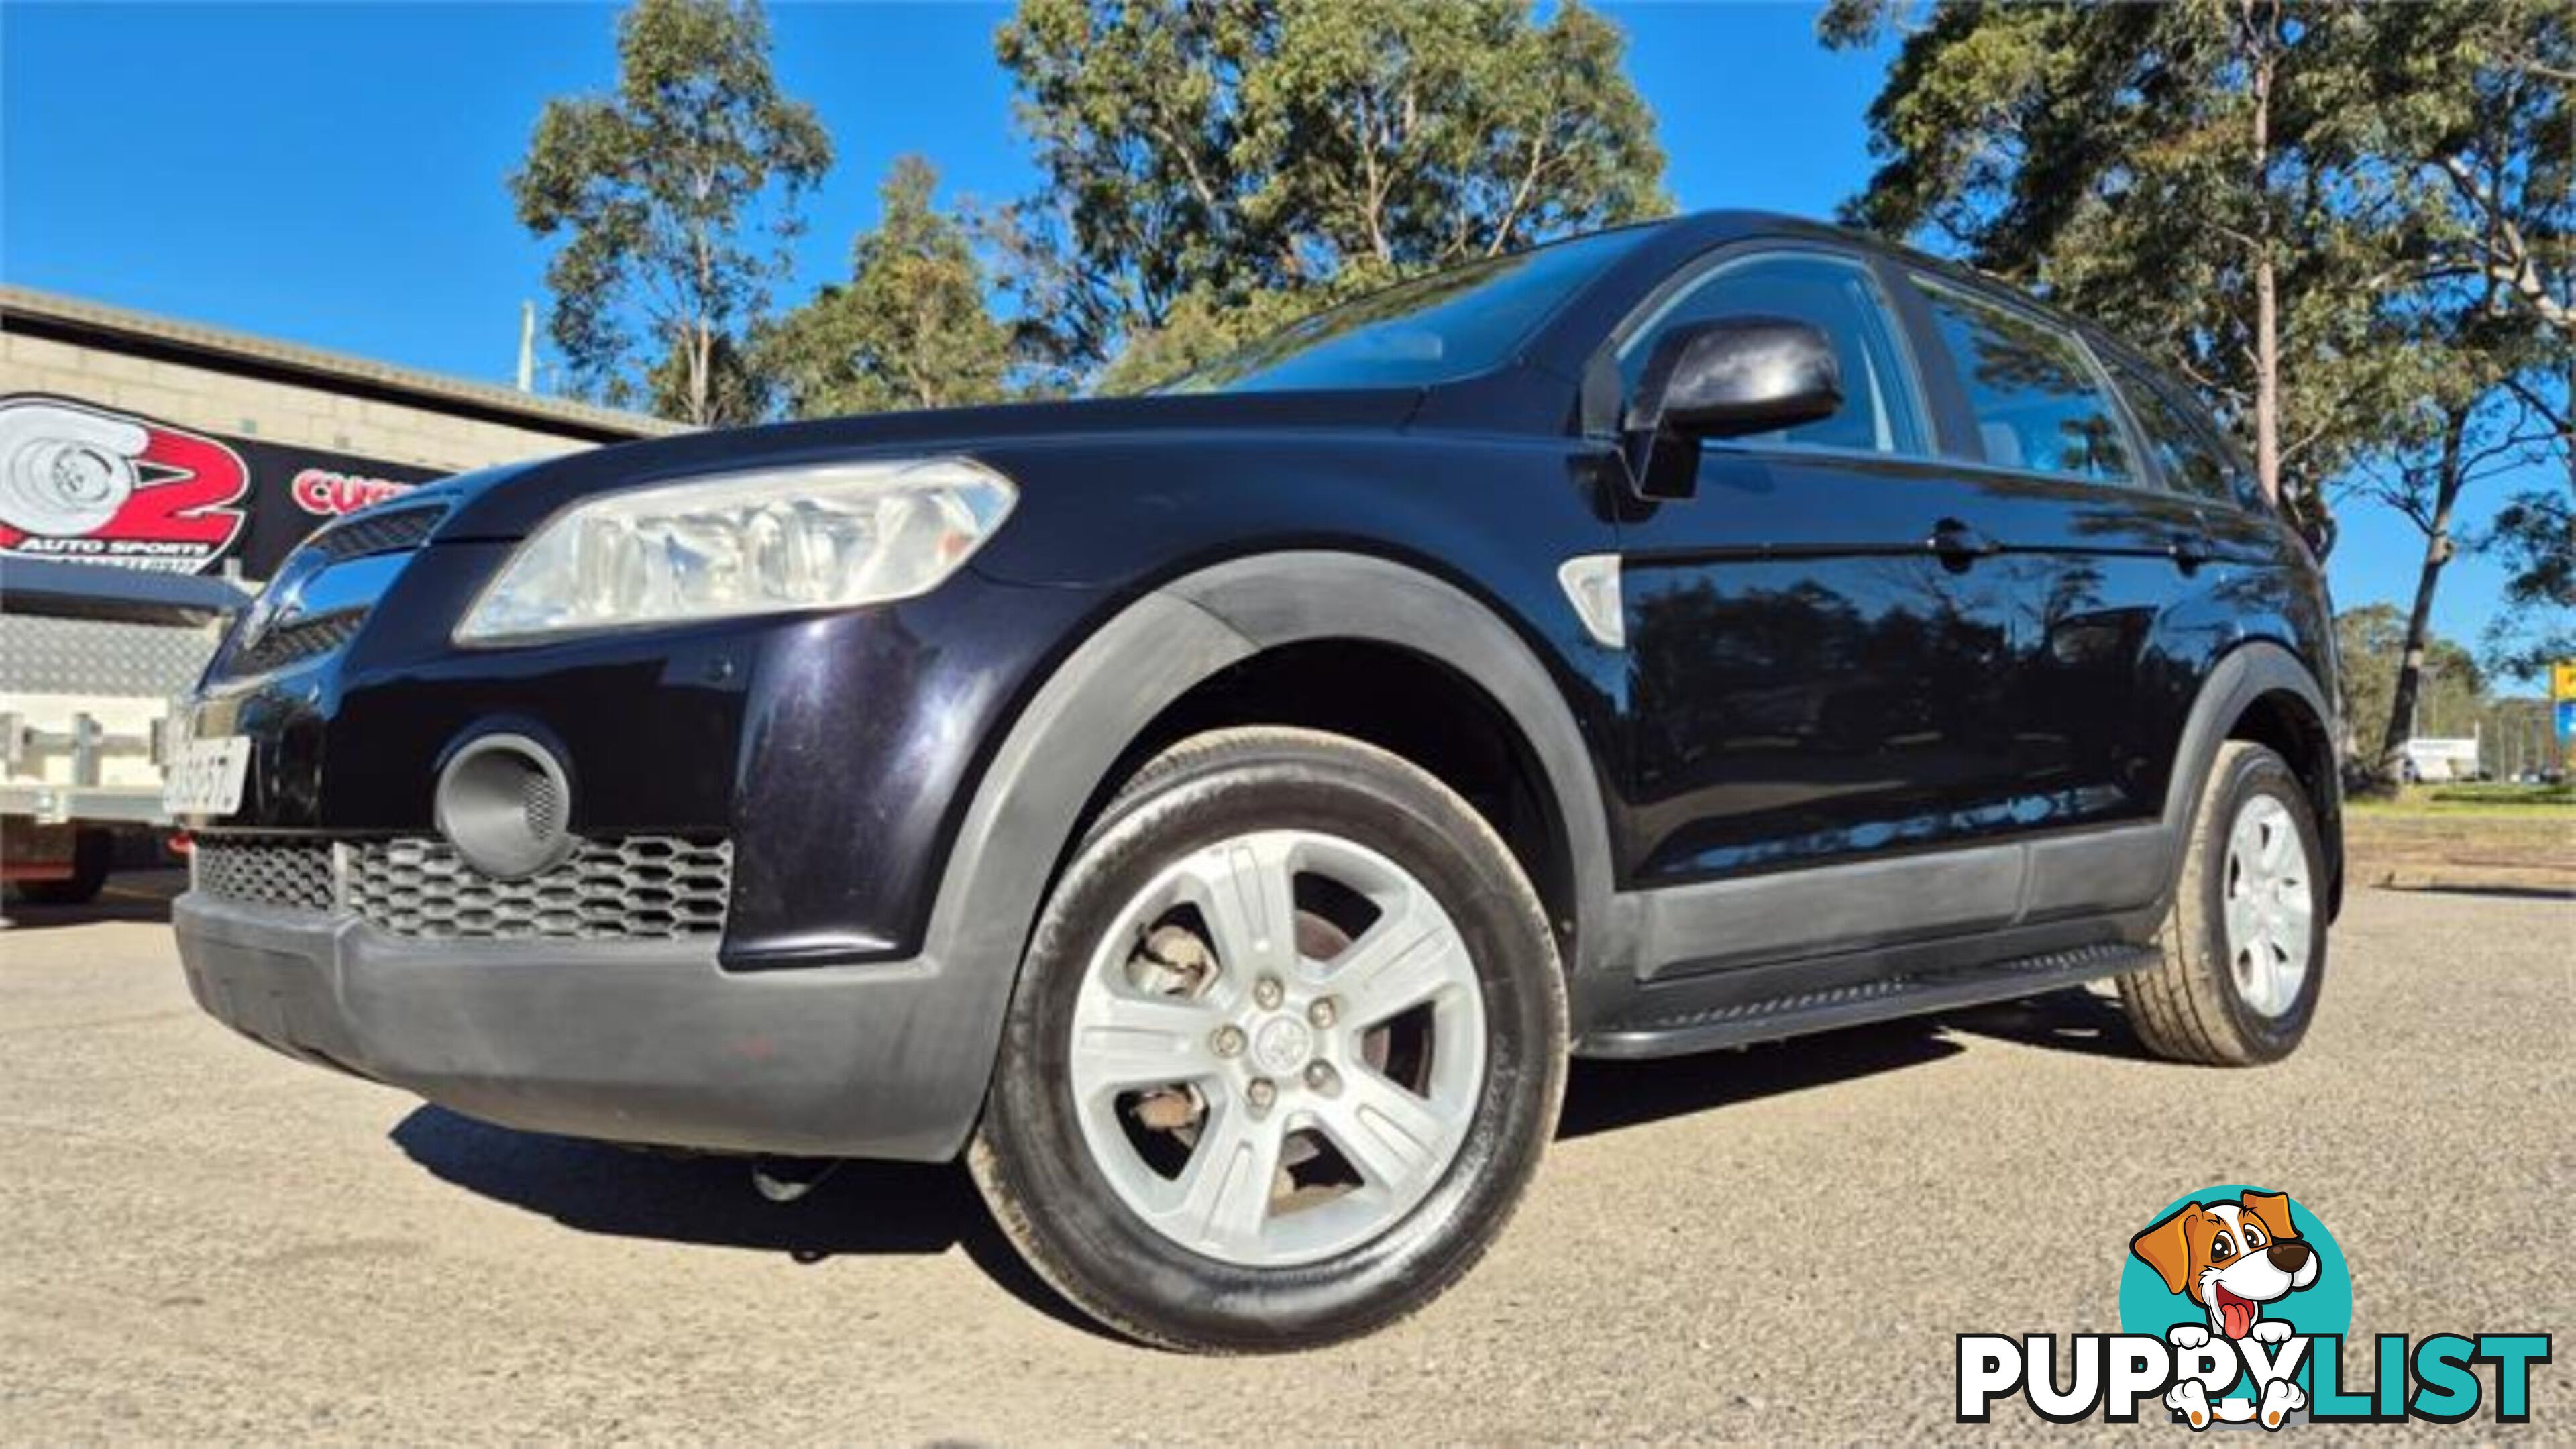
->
(1956, 1185), (2551, 1429)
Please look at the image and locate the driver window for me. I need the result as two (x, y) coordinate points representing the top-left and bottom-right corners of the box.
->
(1619, 252), (1928, 456)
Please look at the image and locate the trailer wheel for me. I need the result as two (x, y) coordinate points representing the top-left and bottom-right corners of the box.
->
(13, 828), (113, 906)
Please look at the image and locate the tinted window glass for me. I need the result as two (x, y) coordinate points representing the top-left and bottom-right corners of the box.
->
(2106, 356), (2233, 501)
(1160, 227), (1650, 394)
(1917, 278), (2133, 481)
(1619, 252), (1926, 455)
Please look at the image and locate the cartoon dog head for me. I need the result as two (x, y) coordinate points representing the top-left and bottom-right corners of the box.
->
(2131, 1191), (2320, 1340)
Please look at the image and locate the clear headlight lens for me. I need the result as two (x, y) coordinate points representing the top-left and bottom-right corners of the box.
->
(455, 457), (1015, 644)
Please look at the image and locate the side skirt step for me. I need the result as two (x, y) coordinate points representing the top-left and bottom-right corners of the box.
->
(1574, 940), (2161, 1061)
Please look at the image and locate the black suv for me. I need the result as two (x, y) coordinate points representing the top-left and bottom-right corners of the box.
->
(172, 212), (2341, 1352)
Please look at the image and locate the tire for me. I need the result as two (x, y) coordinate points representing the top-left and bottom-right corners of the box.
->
(969, 726), (1568, 1352)
(12, 828), (112, 906)
(2120, 743), (2326, 1065)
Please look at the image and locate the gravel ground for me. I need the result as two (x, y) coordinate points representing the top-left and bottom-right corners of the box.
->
(1, 880), (2567, 1443)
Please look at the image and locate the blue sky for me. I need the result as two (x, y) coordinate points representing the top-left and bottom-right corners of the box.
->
(1, 1), (2530, 660)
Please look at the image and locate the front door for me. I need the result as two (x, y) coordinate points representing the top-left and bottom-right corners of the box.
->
(1609, 248), (2035, 956)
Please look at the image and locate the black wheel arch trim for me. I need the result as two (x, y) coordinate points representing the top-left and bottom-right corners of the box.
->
(2158, 637), (2343, 916)
(888, 550), (1617, 1160)
(1158, 551), (1619, 969)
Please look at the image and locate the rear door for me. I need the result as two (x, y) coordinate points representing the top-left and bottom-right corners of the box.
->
(1894, 274), (2229, 913)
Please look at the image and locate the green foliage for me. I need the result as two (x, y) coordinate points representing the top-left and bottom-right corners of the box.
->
(510, 0), (830, 425)
(2479, 486), (2575, 679)
(993, 0), (1667, 378)
(2335, 603), (2487, 748)
(2347, 2), (2572, 687)
(1821, 0), (2400, 513)
(763, 158), (1015, 418)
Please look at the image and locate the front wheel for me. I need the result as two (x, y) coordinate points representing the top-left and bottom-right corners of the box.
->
(2120, 742), (2326, 1064)
(969, 727), (1567, 1352)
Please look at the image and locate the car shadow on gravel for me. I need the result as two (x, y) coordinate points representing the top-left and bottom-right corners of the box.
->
(1559, 1019), (1966, 1139)
(1934, 985), (2164, 1061)
(388, 1106), (1093, 1332)
(1, 874), (184, 931)
(388, 985), (2153, 1329)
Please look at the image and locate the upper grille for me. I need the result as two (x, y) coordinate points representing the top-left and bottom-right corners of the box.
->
(306, 502), (447, 561)
(192, 833), (732, 941)
(192, 836), (336, 913)
(205, 504), (444, 683)
(223, 609), (364, 676)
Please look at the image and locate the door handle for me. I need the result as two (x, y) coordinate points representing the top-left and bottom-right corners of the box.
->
(2167, 533), (2215, 569)
(1926, 519), (2000, 563)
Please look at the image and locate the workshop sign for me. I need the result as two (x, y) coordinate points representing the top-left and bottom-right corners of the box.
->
(0, 392), (439, 579)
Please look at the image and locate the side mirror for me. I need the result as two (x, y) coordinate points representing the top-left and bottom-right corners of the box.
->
(1624, 317), (1843, 499)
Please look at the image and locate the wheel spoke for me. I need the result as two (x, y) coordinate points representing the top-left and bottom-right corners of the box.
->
(2255, 810), (2292, 872)
(1332, 895), (1471, 1028)
(2230, 812), (2265, 873)
(1181, 835), (1300, 977)
(2243, 934), (2277, 1013)
(2271, 910), (2312, 975)
(1070, 989), (1222, 1098)
(1321, 1069), (1454, 1195)
(2224, 893), (2261, 955)
(1164, 1102), (1282, 1259)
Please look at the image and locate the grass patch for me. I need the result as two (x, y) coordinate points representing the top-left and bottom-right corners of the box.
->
(2345, 781), (2573, 818)
(2344, 806), (2575, 896)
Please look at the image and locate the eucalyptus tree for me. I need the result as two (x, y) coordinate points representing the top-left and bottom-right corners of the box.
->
(992, 0), (1667, 379)
(764, 158), (1015, 417)
(511, 0), (831, 425)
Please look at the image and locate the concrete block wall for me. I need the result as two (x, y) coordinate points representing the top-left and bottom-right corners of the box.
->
(2, 329), (608, 474)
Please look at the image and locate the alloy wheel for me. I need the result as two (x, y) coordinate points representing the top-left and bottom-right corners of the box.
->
(2221, 794), (2312, 1018)
(1065, 828), (1486, 1268)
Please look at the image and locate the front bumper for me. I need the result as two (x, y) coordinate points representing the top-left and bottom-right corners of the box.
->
(177, 537), (1099, 969)
(174, 891), (997, 1160)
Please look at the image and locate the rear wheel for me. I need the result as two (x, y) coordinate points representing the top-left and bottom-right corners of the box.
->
(969, 727), (1566, 1352)
(2121, 742), (2325, 1064)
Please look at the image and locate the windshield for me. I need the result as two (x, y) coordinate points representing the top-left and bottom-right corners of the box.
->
(1157, 226), (1652, 394)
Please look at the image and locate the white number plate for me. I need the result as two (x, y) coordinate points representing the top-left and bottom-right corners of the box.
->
(164, 737), (250, 817)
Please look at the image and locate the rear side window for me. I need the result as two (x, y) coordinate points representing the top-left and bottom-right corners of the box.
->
(1915, 278), (2134, 482)
(2104, 355), (2235, 502)
(1619, 252), (1928, 456)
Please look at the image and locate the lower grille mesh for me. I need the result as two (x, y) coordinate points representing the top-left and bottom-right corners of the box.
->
(192, 837), (336, 913)
(193, 834), (731, 941)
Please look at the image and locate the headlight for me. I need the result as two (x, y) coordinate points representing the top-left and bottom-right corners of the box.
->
(455, 457), (1015, 644)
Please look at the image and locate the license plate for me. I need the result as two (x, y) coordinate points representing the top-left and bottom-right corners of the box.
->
(164, 737), (250, 817)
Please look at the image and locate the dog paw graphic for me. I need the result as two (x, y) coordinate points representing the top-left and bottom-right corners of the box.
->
(2167, 1324), (2211, 1350)
(2249, 1319), (2293, 1345)
(2259, 1378), (2308, 1429)
(2167, 1379), (2214, 1430)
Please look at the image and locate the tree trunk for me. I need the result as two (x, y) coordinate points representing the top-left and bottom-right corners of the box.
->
(692, 319), (714, 427)
(2244, 0), (2284, 506)
(690, 211), (718, 427)
(2374, 410), (2470, 784)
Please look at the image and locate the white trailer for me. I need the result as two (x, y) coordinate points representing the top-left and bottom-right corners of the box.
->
(2398, 734), (2481, 784)
(1, 559), (243, 902)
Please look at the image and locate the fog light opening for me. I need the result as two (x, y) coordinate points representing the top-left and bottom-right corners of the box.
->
(435, 733), (574, 880)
